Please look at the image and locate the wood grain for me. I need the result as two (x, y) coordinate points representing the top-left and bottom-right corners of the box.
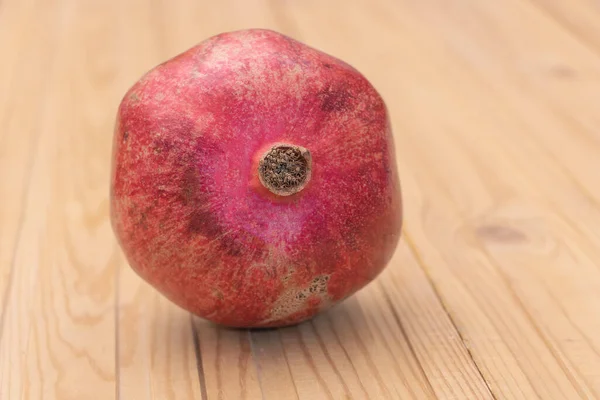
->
(0, 0), (45, 320)
(1, 0), (118, 398)
(1, 0), (600, 398)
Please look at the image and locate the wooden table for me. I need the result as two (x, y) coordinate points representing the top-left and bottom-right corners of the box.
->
(2, 0), (600, 399)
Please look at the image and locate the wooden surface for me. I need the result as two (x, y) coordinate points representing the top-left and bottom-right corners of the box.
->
(1, 0), (600, 399)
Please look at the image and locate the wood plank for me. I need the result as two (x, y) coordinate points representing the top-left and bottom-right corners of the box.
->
(118, 267), (204, 400)
(0, 0), (118, 398)
(359, 0), (600, 397)
(0, 0), (47, 336)
(399, 123), (600, 399)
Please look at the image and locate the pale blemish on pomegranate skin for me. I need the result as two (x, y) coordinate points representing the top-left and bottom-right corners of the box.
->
(110, 29), (402, 328)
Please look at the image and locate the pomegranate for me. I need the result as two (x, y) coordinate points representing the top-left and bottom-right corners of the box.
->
(110, 29), (402, 328)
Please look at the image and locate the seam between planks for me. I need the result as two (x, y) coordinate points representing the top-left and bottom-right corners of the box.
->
(323, 316), (371, 397)
(472, 239), (594, 400)
(405, 153), (547, 400)
(447, 135), (598, 398)
(248, 330), (267, 400)
(394, 1), (600, 391)
(276, 330), (302, 400)
(402, 233), (499, 400)
(191, 316), (209, 400)
(378, 282), (438, 398)
(114, 252), (121, 400)
(412, 130), (596, 399)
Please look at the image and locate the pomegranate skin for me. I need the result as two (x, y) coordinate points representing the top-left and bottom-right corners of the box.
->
(110, 29), (402, 328)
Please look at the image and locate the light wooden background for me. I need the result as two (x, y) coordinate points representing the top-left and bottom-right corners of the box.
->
(2, 0), (600, 399)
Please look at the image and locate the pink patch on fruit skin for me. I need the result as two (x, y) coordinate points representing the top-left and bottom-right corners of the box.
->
(110, 29), (402, 328)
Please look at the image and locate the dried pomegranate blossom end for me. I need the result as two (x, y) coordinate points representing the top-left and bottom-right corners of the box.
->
(258, 144), (312, 196)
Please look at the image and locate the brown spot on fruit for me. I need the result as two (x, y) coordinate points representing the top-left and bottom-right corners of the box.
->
(128, 92), (140, 103)
(476, 224), (527, 244)
(180, 168), (197, 205)
(261, 274), (331, 324)
(182, 167), (253, 257)
(181, 167), (222, 236)
(188, 208), (245, 256)
(139, 212), (148, 230)
(219, 236), (244, 257)
(188, 208), (222, 237)
(319, 84), (353, 112)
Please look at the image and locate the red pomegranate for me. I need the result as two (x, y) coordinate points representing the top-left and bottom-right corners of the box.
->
(110, 29), (402, 328)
